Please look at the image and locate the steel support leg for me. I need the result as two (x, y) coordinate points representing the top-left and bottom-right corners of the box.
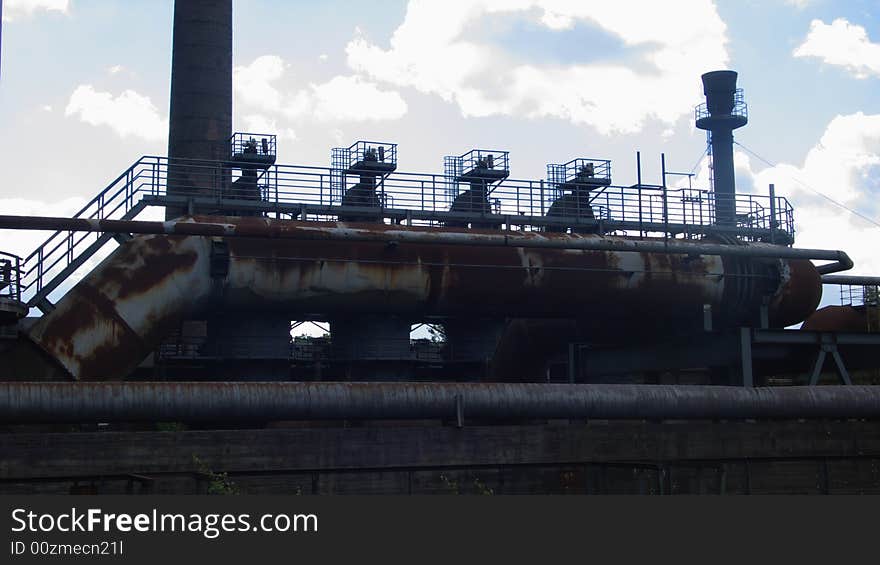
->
(809, 350), (827, 386)
(830, 349), (853, 385)
(740, 328), (753, 388)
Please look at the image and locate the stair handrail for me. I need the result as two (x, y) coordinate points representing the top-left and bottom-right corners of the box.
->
(19, 156), (162, 298)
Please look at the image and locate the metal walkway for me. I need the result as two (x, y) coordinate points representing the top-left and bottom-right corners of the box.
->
(16, 155), (797, 313)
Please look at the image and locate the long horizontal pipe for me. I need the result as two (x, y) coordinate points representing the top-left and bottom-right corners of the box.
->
(822, 275), (880, 286)
(1, 382), (879, 422)
(0, 214), (854, 272)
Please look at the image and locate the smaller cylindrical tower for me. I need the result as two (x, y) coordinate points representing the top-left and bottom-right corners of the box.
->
(696, 70), (748, 227)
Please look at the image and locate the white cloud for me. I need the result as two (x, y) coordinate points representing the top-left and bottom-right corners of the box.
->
(2, 0), (68, 21)
(107, 65), (125, 75)
(239, 114), (297, 141)
(784, 0), (812, 8)
(794, 18), (880, 78)
(738, 112), (880, 276)
(345, 0), (729, 134)
(234, 55), (286, 113)
(233, 55), (408, 123)
(64, 85), (167, 141)
(303, 75), (408, 122)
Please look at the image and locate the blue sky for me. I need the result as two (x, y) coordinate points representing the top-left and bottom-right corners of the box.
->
(1, 0), (879, 306)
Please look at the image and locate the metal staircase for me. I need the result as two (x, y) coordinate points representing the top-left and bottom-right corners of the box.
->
(20, 156), (164, 313)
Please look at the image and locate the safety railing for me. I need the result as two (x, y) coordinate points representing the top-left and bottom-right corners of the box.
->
(0, 252), (22, 303)
(839, 284), (880, 332)
(331, 140), (398, 171)
(229, 132), (276, 161)
(450, 149), (509, 177)
(547, 158), (612, 188)
(19, 155), (797, 307)
(19, 156), (165, 307)
(695, 88), (748, 122)
(444, 149), (510, 183)
(840, 284), (880, 308)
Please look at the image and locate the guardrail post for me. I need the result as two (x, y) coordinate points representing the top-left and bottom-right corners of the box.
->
(432, 175), (437, 215)
(636, 152), (644, 237)
(540, 179), (545, 216)
(37, 248), (43, 292)
(768, 183), (777, 244)
(661, 153), (669, 239)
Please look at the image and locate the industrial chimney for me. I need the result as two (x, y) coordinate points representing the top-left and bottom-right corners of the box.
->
(166, 0), (233, 219)
(695, 70), (748, 227)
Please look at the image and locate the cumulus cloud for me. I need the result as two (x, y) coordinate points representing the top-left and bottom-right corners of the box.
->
(234, 55), (408, 123)
(234, 55), (286, 112)
(239, 114), (297, 141)
(345, 0), (729, 134)
(737, 112), (880, 276)
(794, 19), (880, 78)
(64, 85), (168, 141)
(2, 0), (68, 21)
(304, 75), (408, 121)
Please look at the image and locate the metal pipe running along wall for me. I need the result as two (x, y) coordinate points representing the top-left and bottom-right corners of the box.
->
(0, 214), (855, 272)
(821, 275), (880, 286)
(2, 382), (880, 422)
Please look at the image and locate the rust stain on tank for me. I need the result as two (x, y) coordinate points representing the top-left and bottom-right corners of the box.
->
(219, 227), (779, 320)
(27, 234), (211, 380)
(28, 282), (146, 380)
(97, 235), (199, 301)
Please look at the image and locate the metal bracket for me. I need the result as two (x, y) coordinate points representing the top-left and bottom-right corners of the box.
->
(35, 296), (56, 314)
(112, 232), (133, 245)
(808, 336), (853, 386)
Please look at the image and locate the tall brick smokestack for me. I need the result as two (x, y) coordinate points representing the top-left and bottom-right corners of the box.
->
(166, 0), (232, 219)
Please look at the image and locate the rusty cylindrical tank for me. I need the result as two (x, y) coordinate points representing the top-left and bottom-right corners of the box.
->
(24, 218), (821, 380)
(26, 235), (214, 380)
(803, 305), (870, 332)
